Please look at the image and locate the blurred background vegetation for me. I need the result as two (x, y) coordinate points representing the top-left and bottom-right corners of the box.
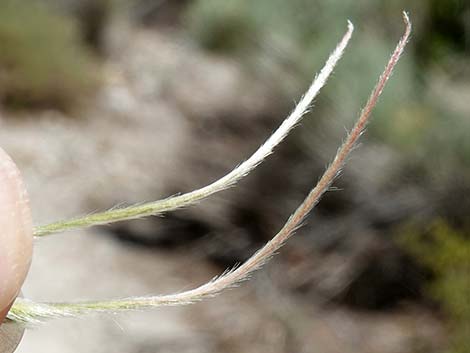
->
(1, 1), (469, 352)
(0, 0), (100, 110)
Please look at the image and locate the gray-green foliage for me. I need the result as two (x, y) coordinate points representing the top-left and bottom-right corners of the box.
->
(0, 0), (100, 110)
(400, 222), (470, 353)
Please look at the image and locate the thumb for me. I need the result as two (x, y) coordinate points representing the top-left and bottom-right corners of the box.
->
(0, 148), (33, 323)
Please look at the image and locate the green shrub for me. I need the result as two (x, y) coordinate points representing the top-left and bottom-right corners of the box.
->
(399, 221), (470, 353)
(0, 0), (100, 110)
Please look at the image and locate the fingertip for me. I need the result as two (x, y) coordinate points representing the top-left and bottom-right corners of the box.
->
(0, 148), (33, 320)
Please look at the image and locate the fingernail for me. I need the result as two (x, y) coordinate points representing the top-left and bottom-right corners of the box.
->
(0, 148), (33, 320)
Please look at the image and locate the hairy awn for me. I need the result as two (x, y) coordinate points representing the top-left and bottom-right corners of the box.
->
(8, 13), (411, 324)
